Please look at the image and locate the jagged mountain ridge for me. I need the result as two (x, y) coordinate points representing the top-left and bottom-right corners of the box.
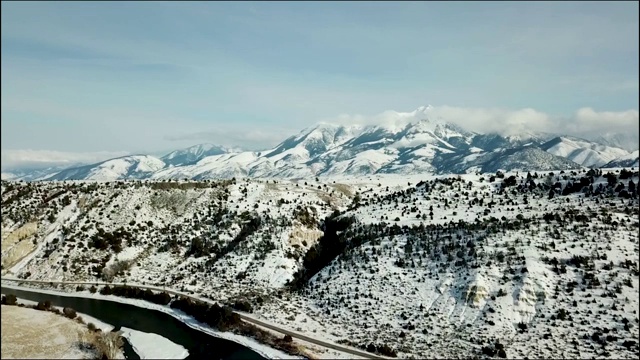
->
(28, 106), (638, 181)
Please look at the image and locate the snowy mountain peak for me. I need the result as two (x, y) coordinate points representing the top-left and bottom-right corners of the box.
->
(413, 104), (434, 114)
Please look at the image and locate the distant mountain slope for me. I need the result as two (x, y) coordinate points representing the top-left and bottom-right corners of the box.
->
(152, 152), (260, 180)
(0, 165), (79, 181)
(592, 133), (639, 153)
(161, 143), (235, 167)
(478, 145), (582, 173)
(43, 155), (166, 181)
(602, 150), (640, 168)
(540, 136), (630, 167)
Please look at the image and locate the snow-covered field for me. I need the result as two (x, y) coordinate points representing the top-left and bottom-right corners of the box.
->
(2, 169), (639, 358)
(120, 327), (188, 359)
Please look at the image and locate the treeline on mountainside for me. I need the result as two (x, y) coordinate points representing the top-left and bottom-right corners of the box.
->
(148, 181), (217, 191)
(201, 211), (262, 263)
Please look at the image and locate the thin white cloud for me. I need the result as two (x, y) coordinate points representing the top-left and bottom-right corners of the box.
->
(566, 108), (640, 137)
(323, 105), (639, 141)
(1, 149), (130, 170)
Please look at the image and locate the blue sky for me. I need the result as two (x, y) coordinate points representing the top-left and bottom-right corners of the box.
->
(1, 1), (638, 168)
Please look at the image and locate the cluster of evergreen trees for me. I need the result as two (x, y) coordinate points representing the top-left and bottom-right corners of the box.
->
(99, 285), (172, 305)
(170, 296), (241, 331)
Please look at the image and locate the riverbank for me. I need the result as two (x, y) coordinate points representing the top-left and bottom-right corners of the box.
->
(1, 283), (302, 360)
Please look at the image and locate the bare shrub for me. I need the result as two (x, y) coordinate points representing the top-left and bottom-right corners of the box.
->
(93, 330), (124, 359)
(2, 294), (18, 305)
(63, 307), (78, 319)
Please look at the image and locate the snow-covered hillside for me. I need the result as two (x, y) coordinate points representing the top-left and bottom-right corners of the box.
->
(2, 168), (639, 359)
(594, 133), (640, 153)
(604, 150), (640, 169)
(541, 136), (630, 167)
(161, 143), (236, 167)
(43, 155), (166, 181)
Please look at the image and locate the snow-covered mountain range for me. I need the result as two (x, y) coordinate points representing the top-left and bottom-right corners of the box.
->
(4, 106), (638, 181)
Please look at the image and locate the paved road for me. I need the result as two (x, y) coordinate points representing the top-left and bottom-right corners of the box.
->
(0, 277), (388, 360)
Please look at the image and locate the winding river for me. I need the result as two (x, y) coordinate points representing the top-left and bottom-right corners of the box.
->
(1, 286), (266, 360)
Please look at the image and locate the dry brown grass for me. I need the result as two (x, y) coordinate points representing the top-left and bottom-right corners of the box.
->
(79, 329), (124, 360)
(1, 222), (38, 251)
(317, 191), (340, 209)
(1, 222), (39, 270)
(288, 226), (323, 248)
(2, 301), (124, 360)
(1, 304), (93, 359)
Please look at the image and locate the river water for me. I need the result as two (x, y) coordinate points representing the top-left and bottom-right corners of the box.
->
(1, 286), (266, 360)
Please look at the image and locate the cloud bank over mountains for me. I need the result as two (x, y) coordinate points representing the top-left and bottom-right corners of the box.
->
(326, 106), (639, 139)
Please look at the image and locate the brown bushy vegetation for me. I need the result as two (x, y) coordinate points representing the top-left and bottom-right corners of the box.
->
(1, 294), (18, 305)
(63, 307), (77, 319)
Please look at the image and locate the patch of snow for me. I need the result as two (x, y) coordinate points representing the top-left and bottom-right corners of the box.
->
(120, 327), (189, 359)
